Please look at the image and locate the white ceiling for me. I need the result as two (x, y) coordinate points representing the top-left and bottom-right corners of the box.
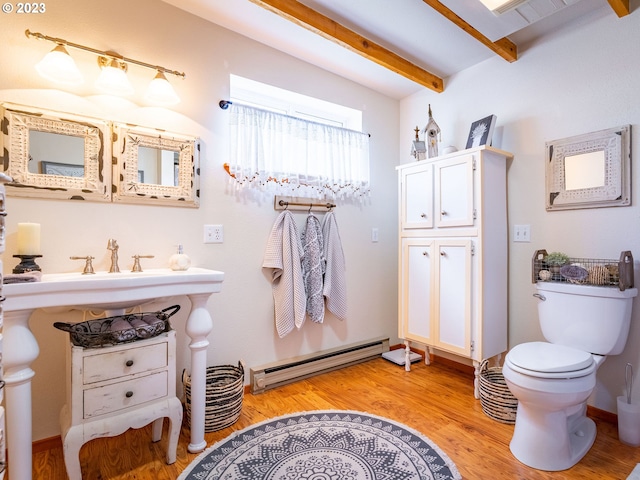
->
(162, 0), (611, 99)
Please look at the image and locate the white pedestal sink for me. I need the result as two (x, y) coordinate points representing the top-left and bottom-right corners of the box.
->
(2, 267), (224, 480)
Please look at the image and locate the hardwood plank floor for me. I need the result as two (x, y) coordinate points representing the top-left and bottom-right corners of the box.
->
(31, 357), (640, 479)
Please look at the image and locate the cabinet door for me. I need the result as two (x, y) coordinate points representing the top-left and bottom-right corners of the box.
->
(400, 238), (434, 344)
(435, 155), (474, 228)
(433, 239), (472, 357)
(401, 164), (433, 229)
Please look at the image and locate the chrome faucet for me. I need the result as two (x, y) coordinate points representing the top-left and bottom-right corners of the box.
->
(107, 239), (120, 273)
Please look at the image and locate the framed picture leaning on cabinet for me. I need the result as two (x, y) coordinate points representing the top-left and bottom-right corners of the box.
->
(465, 115), (497, 149)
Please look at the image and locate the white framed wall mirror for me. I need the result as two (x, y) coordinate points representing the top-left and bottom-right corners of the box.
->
(112, 125), (200, 207)
(545, 125), (631, 211)
(0, 103), (200, 207)
(0, 103), (112, 202)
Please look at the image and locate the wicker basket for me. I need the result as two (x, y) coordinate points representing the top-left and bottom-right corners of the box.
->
(53, 305), (180, 348)
(183, 361), (244, 432)
(479, 359), (518, 424)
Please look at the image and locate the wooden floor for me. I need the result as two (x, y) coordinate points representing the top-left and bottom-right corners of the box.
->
(30, 357), (640, 479)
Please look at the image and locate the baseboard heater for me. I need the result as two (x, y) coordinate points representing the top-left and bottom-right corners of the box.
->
(250, 337), (389, 394)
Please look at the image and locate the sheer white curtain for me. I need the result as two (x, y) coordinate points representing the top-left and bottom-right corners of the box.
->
(227, 103), (370, 200)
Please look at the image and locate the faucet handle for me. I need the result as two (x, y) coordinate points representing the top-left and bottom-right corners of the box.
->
(131, 255), (154, 272)
(70, 256), (96, 275)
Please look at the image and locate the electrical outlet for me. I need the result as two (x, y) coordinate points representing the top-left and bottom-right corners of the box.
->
(204, 224), (223, 243)
(513, 224), (531, 242)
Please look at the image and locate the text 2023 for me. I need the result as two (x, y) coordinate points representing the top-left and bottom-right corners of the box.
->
(17, 2), (46, 13)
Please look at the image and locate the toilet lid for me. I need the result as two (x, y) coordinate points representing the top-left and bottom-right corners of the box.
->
(508, 342), (594, 374)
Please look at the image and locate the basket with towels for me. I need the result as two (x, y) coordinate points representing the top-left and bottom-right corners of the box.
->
(53, 304), (180, 348)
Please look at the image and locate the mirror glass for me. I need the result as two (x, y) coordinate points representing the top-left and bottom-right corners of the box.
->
(113, 125), (200, 207)
(29, 131), (85, 175)
(564, 151), (605, 190)
(545, 125), (630, 211)
(0, 103), (111, 202)
(137, 146), (179, 186)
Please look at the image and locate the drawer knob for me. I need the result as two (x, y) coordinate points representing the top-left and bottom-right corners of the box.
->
(125, 391), (134, 398)
(125, 360), (134, 367)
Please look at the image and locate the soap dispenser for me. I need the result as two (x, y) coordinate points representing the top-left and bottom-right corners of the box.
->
(169, 244), (191, 271)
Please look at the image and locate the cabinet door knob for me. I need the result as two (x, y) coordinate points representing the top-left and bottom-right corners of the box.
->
(125, 391), (134, 398)
(440, 251), (446, 256)
(441, 210), (447, 216)
(420, 213), (427, 218)
(422, 251), (428, 256)
(125, 360), (134, 367)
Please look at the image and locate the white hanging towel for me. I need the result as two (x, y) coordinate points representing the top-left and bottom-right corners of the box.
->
(262, 210), (306, 338)
(301, 213), (325, 323)
(322, 211), (347, 320)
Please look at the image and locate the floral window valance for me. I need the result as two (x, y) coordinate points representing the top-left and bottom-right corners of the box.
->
(225, 103), (370, 200)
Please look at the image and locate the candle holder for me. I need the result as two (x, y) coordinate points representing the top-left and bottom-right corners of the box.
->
(13, 254), (42, 274)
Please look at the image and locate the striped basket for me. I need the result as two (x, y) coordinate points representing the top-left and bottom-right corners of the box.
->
(479, 359), (518, 424)
(183, 361), (244, 432)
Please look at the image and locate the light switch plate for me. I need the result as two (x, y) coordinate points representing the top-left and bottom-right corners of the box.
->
(514, 224), (530, 242)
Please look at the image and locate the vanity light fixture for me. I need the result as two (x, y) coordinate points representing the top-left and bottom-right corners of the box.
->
(34, 44), (84, 86)
(25, 29), (185, 104)
(95, 56), (134, 96)
(144, 70), (180, 106)
(478, 0), (529, 15)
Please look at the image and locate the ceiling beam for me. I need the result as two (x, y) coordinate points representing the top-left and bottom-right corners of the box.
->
(607, 0), (630, 17)
(422, 0), (518, 63)
(249, 0), (444, 93)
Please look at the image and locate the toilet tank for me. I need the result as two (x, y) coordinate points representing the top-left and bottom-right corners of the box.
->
(536, 282), (638, 355)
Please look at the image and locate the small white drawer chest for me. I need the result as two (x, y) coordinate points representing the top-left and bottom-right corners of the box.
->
(60, 330), (182, 479)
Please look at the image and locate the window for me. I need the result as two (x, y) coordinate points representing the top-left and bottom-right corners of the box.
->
(230, 75), (362, 130)
(225, 76), (370, 200)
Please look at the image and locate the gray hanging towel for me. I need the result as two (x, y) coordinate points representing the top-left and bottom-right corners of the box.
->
(322, 211), (347, 320)
(262, 210), (306, 338)
(301, 212), (325, 323)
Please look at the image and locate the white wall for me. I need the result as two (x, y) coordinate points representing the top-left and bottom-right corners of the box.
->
(0, 0), (399, 440)
(400, 6), (640, 413)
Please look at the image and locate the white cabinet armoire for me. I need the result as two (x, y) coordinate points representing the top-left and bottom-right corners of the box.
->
(397, 146), (512, 396)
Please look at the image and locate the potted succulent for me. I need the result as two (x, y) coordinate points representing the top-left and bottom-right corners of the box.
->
(544, 252), (570, 277)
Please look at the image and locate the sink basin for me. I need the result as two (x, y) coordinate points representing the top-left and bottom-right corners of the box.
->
(43, 270), (172, 280)
(3, 267), (225, 313)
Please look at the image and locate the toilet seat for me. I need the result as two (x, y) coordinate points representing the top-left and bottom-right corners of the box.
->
(506, 342), (595, 379)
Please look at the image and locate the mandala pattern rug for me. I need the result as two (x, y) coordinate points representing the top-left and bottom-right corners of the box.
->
(179, 410), (462, 480)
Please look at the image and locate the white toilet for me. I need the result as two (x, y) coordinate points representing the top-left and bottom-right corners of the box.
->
(502, 281), (638, 471)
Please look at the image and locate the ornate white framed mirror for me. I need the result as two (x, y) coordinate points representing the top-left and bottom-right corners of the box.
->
(0, 103), (112, 202)
(545, 125), (631, 211)
(112, 125), (200, 207)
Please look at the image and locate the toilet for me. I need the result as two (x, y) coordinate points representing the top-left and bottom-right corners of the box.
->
(502, 281), (638, 471)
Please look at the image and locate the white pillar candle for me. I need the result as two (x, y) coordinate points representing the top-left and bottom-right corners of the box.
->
(17, 223), (41, 255)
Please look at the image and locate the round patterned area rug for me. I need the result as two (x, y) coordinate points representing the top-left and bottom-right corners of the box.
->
(179, 410), (462, 480)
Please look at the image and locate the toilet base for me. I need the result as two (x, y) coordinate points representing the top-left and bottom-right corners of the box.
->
(510, 403), (596, 471)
